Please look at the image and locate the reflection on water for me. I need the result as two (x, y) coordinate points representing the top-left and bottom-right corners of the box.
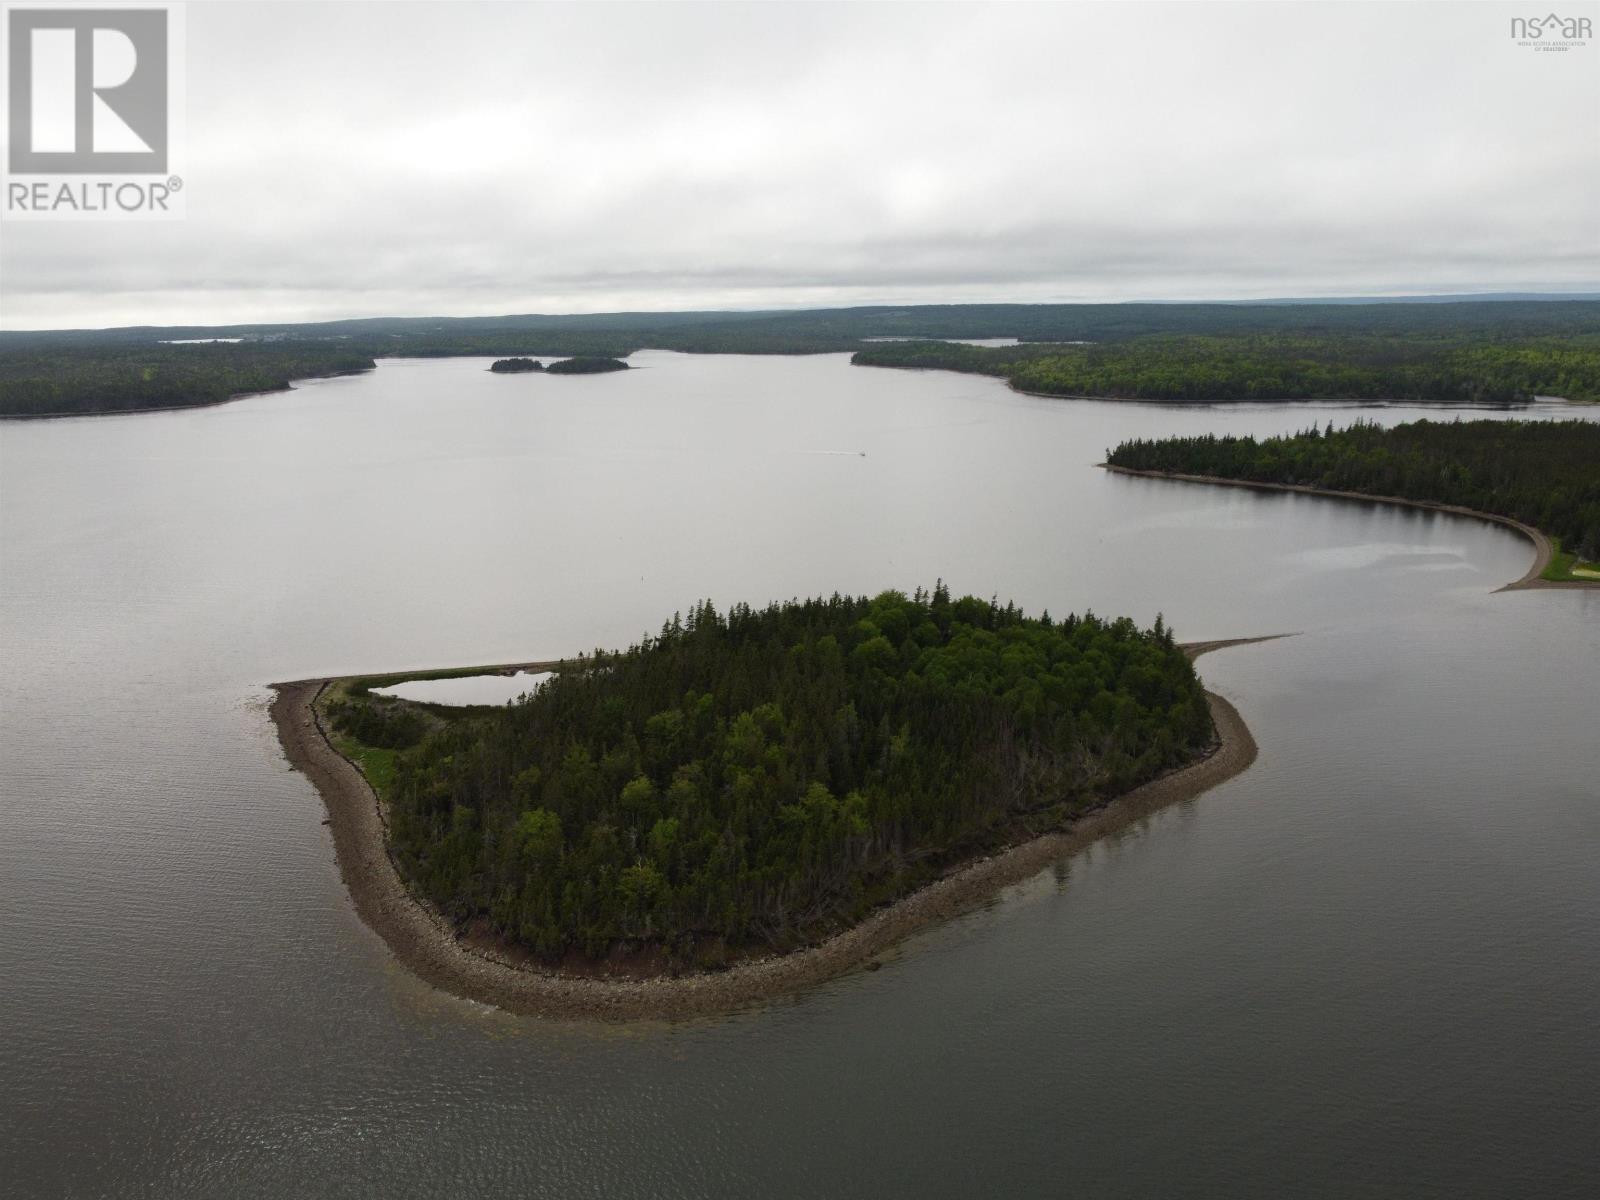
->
(2, 352), (1597, 1198)
(1284, 541), (1475, 572)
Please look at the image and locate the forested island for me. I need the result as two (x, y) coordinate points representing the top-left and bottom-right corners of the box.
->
(489, 355), (631, 375)
(544, 355), (630, 375)
(306, 589), (1222, 979)
(853, 334), (1600, 404)
(6, 299), (1598, 416)
(1107, 419), (1600, 579)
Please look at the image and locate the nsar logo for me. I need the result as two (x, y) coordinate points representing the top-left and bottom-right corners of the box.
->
(1509, 11), (1593, 50)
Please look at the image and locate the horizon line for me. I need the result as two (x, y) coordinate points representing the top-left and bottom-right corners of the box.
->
(5, 289), (1600, 337)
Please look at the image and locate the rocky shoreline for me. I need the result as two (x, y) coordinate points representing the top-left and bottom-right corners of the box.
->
(269, 641), (1270, 1021)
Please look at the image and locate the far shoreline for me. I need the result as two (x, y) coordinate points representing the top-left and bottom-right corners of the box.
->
(269, 639), (1276, 1022)
(1100, 463), (1598, 592)
(1005, 380), (1590, 408)
(850, 357), (1590, 409)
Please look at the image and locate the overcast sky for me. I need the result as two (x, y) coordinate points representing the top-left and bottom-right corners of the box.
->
(2, 0), (1597, 329)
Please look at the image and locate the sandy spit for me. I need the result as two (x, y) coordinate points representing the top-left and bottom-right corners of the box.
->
(270, 641), (1270, 1022)
(1101, 463), (1597, 592)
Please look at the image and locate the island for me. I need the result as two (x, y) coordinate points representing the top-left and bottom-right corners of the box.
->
(1105, 418), (1600, 586)
(488, 354), (630, 377)
(543, 355), (630, 375)
(270, 588), (1273, 1019)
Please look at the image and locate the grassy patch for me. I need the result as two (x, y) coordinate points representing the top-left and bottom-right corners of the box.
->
(1541, 538), (1600, 583)
(315, 682), (403, 797)
(334, 736), (399, 796)
(318, 666), (553, 798)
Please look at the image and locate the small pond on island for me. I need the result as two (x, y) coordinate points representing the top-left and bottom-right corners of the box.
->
(371, 670), (554, 706)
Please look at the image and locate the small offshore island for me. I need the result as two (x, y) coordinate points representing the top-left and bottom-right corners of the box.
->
(490, 355), (631, 375)
(271, 589), (1270, 1019)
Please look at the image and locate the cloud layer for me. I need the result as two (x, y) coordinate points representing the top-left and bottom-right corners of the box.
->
(3, 1), (1597, 328)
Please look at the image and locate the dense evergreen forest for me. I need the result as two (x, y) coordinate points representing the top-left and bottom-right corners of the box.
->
(5, 299), (1598, 415)
(854, 334), (1600, 404)
(543, 355), (630, 374)
(0, 343), (375, 417)
(490, 357), (544, 373)
(328, 589), (1214, 967)
(1107, 419), (1600, 562)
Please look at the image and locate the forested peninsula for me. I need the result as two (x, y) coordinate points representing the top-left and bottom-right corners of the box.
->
(852, 334), (1600, 404)
(0, 342), (375, 417)
(271, 590), (1266, 1017)
(1106, 419), (1600, 583)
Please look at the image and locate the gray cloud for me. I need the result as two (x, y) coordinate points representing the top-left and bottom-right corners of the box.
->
(3, 1), (1597, 328)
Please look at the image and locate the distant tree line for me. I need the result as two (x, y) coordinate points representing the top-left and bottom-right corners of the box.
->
(490, 357), (544, 373)
(8, 301), (1598, 415)
(1107, 418), (1600, 561)
(853, 334), (1600, 405)
(329, 588), (1214, 967)
(9, 298), (1599, 353)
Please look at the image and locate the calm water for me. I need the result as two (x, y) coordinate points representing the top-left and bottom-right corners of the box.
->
(2, 353), (1596, 1198)
(372, 671), (554, 707)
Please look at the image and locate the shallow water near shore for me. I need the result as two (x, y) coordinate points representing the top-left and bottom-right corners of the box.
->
(3, 352), (1597, 1197)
